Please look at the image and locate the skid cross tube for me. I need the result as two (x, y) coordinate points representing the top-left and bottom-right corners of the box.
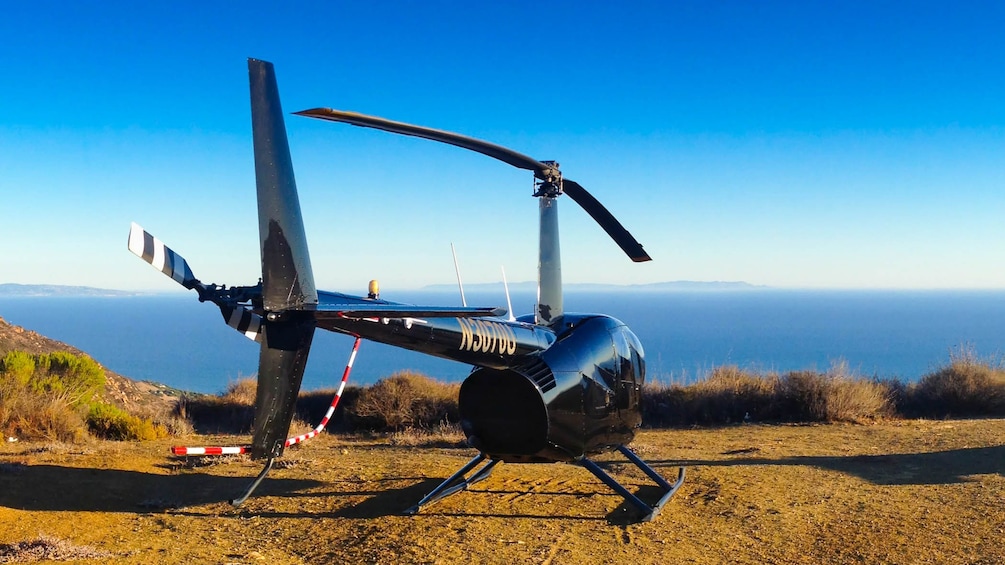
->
(405, 453), (500, 515)
(578, 445), (686, 523)
(406, 446), (683, 521)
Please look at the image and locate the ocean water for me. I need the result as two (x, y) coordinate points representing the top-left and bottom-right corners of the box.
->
(1, 290), (1003, 394)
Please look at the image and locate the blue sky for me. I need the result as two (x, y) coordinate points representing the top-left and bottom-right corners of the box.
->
(1, 1), (1003, 292)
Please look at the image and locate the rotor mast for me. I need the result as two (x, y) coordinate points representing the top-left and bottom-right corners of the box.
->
(534, 162), (563, 326)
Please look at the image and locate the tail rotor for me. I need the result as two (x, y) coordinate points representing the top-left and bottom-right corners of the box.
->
(127, 222), (264, 343)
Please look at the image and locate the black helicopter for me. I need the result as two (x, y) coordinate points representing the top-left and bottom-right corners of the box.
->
(128, 59), (684, 522)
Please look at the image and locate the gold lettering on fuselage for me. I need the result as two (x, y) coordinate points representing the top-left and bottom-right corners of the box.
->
(458, 318), (518, 355)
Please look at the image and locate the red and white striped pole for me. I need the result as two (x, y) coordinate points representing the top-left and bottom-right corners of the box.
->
(171, 337), (362, 456)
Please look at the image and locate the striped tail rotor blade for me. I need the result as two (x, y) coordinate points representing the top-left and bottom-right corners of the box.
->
(220, 304), (264, 343)
(127, 222), (199, 289)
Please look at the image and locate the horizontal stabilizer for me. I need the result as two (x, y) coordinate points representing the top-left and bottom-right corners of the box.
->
(316, 303), (506, 319)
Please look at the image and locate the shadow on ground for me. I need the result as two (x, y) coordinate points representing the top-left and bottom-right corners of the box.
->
(0, 464), (321, 513)
(649, 445), (1005, 485)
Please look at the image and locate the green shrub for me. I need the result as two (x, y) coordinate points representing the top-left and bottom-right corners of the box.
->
(86, 402), (167, 441)
(33, 351), (105, 407)
(1, 351), (108, 441)
(0, 351), (35, 386)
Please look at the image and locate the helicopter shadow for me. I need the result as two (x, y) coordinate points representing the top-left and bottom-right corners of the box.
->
(0, 463), (321, 513)
(647, 444), (1005, 486)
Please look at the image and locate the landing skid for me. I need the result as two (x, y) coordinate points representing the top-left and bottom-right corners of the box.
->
(404, 453), (499, 515)
(579, 445), (686, 522)
(406, 445), (685, 522)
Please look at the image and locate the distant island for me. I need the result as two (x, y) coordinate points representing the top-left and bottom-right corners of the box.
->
(0, 284), (144, 297)
(422, 280), (765, 292)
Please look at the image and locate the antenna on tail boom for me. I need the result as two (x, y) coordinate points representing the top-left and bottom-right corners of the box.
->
(450, 243), (467, 307)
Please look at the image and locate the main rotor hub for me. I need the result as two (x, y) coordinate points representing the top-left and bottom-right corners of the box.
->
(533, 161), (563, 198)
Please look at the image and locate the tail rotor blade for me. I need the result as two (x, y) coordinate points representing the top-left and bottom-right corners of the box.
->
(128, 223), (264, 342)
(562, 180), (651, 262)
(127, 222), (199, 289)
(251, 314), (315, 460)
(220, 305), (264, 343)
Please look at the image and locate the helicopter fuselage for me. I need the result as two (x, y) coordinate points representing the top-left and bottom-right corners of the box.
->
(302, 290), (646, 463)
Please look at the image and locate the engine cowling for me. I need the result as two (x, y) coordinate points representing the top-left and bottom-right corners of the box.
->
(459, 314), (645, 463)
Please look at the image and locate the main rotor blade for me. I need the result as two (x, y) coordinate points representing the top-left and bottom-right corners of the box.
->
(296, 106), (650, 262)
(295, 107), (557, 181)
(250, 59), (318, 312)
(562, 179), (651, 262)
(251, 313), (315, 460)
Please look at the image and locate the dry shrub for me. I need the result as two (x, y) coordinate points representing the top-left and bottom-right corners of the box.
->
(176, 376), (261, 434)
(778, 370), (833, 421)
(154, 411), (195, 437)
(779, 362), (891, 423)
(822, 378), (892, 422)
(349, 371), (460, 431)
(641, 381), (686, 427)
(9, 391), (87, 443)
(178, 380), (362, 435)
(908, 349), (1005, 418)
(222, 377), (258, 406)
(643, 362), (892, 426)
(643, 367), (777, 426)
(694, 366), (778, 424)
(296, 385), (362, 432)
(175, 395), (254, 434)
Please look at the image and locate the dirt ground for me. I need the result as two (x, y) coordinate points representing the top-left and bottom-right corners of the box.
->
(1, 419), (1003, 564)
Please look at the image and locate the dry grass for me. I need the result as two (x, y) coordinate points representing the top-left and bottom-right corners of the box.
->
(0, 535), (111, 563)
(2, 421), (1003, 563)
(387, 421), (467, 447)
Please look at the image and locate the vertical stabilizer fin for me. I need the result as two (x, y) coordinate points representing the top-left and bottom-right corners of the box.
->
(249, 58), (318, 312)
(247, 58), (317, 460)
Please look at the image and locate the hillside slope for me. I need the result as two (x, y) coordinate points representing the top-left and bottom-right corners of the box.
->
(0, 315), (184, 418)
